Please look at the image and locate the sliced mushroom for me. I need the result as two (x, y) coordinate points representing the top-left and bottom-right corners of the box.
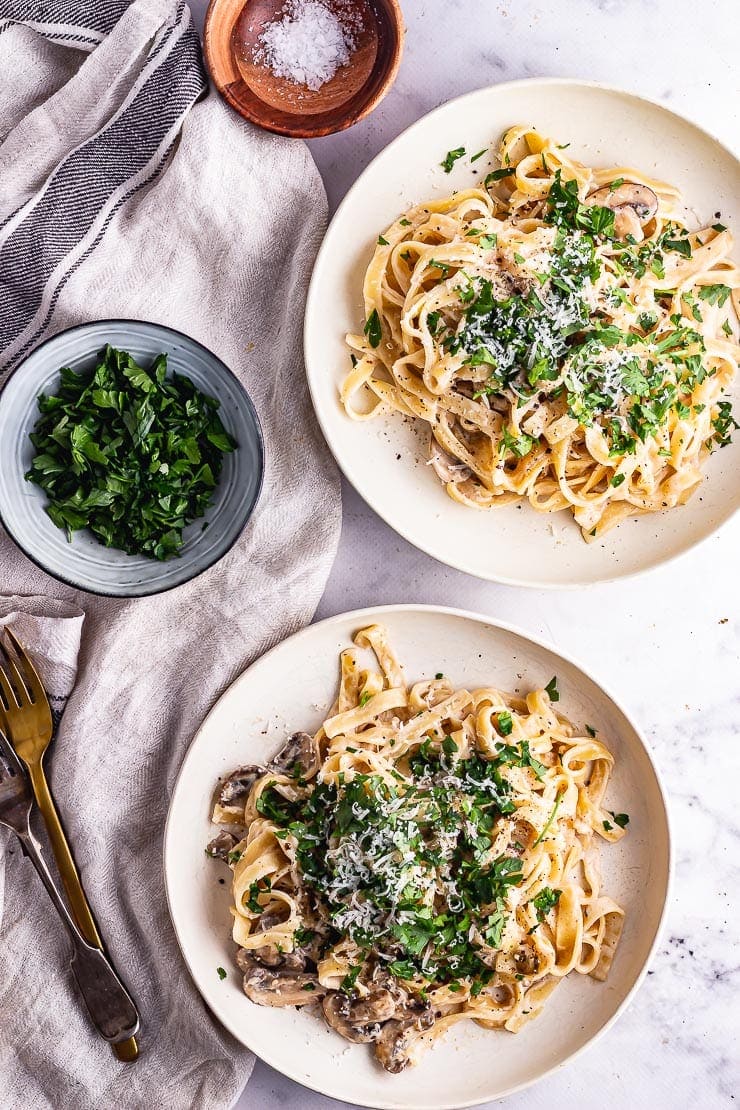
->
(587, 182), (658, 242)
(374, 1005), (435, 1073)
(217, 767), (261, 809)
(513, 941), (540, 977)
(205, 830), (238, 861)
(322, 992), (383, 1044)
(242, 964), (325, 1007)
(237, 944), (306, 971)
(377, 980), (429, 1022)
(215, 733), (319, 818)
(270, 731), (320, 779)
(240, 911), (310, 971)
(348, 989), (397, 1025)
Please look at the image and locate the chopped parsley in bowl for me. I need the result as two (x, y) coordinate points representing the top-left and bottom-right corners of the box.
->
(26, 344), (237, 561)
(0, 319), (263, 596)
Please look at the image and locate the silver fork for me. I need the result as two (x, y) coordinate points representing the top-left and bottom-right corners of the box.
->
(0, 731), (140, 1044)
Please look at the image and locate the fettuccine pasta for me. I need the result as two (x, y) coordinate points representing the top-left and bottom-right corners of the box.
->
(343, 128), (740, 539)
(208, 624), (628, 1072)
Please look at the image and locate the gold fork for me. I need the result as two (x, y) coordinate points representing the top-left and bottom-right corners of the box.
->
(0, 628), (139, 1062)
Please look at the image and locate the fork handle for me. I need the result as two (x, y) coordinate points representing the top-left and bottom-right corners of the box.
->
(27, 761), (140, 1061)
(27, 762), (103, 944)
(18, 828), (140, 1044)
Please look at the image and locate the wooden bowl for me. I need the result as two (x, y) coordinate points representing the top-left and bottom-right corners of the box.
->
(203, 0), (403, 138)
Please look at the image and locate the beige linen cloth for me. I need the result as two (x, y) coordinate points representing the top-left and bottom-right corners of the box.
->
(0, 1), (341, 1106)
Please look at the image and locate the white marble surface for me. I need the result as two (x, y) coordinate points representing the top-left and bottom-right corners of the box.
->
(191, 1), (740, 1106)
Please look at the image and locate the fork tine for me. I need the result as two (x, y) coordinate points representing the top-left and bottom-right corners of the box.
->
(4, 629), (46, 705)
(0, 661), (19, 710)
(0, 724), (25, 777)
(0, 633), (32, 707)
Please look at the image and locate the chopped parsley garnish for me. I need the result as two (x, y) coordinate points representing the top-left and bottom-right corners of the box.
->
(340, 965), (362, 993)
(500, 426), (535, 459)
(217, 966), (227, 980)
(377, 234), (389, 246)
(610, 811), (630, 828)
(257, 740), (562, 992)
(698, 283), (731, 307)
(430, 258), (451, 275)
(25, 345), (236, 560)
(545, 170), (615, 238)
(497, 710), (513, 736)
(484, 167), (516, 186)
(441, 146), (466, 172)
(246, 877), (272, 911)
(433, 177), (733, 461)
(663, 236), (692, 259)
(545, 676), (560, 702)
(470, 148), (488, 162)
(364, 309), (382, 348)
(532, 886), (561, 923)
(533, 792), (564, 846)
(711, 401), (739, 447)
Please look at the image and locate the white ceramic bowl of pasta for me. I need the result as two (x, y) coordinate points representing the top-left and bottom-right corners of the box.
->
(304, 80), (740, 586)
(164, 605), (671, 1108)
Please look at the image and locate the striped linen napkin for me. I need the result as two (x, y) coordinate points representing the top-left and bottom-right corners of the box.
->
(0, 2), (340, 1107)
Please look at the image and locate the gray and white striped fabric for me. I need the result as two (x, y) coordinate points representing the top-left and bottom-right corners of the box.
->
(0, 0), (206, 377)
(0, 3), (341, 1107)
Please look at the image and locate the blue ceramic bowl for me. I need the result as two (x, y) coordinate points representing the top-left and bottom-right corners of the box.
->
(0, 320), (264, 597)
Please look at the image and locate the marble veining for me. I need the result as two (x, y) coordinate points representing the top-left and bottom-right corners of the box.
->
(189, 0), (739, 1105)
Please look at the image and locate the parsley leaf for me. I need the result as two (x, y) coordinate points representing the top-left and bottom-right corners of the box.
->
(664, 237), (692, 258)
(532, 886), (561, 922)
(711, 401), (739, 447)
(533, 793), (564, 846)
(340, 965), (362, 993)
(441, 146), (466, 173)
(698, 283), (731, 307)
(500, 427), (535, 459)
(545, 676), (560, 702)
(497, 711), (514, 736)
(364, 309), (382, 348)
(484, 167), (516, 186)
